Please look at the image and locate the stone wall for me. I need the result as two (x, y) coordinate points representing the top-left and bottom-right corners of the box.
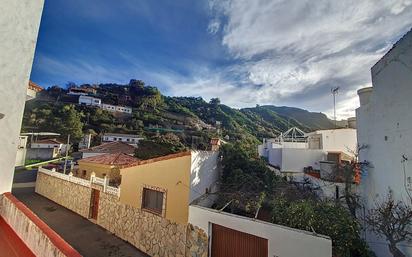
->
(98, 190), (207, 257)
(36, 172), (92, 218)
(0, 193), (81, 257)
(36, 170), (208, 257)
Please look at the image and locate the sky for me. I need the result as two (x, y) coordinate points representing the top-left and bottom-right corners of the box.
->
(31, 0), (412, 119)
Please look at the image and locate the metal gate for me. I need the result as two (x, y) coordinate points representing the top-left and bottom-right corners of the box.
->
(211, 224), (268, 257)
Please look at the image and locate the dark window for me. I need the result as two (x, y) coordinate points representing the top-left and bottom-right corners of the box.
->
(126, 138), (130, 141)
(113, 137), (117, 141)
(82, 170), (86, 177)
(142, 188), (164, 215)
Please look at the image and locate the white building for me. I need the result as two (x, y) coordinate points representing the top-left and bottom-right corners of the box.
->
(101, 103), (116, 112)
(190, 150), (220, 203)
(79, 95), (101, 106)
(0, 0), (44, 193)
(189, 205), (332, 257)
(115, 105), (132, 114)
(15, 136), (28, 167)
(101, 103), (132, 114)
(259, 127), (357, 173)
(356, 30), (412, 257)
(31, 139), (67, 154)
(27, 81), (43, 101)
(102, 133), (143, 144)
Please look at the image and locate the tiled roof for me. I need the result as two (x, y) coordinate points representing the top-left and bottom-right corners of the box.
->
(122, 151), (191, 169)
(80, 141), (136, 155)
(34, 139), (64, 144)
(28, 81), (43, 92)
(78, 153), (139, 167)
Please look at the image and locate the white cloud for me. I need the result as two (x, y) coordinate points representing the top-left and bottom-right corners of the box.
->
(203, 0), (412, 118)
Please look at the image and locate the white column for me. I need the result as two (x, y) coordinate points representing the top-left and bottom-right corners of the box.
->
(0, 0), (44, 193)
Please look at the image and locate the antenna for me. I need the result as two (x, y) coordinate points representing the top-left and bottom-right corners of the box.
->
(331, 87), (340, 128)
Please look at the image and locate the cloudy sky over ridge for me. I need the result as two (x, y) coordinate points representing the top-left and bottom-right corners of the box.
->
(31, 0), (412, 118)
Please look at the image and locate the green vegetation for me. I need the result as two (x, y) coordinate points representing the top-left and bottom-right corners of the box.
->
(217, 142), (375, 257)
(135, 133), (187, 160)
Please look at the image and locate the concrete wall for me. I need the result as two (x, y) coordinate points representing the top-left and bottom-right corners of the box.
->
(318, 129), (357, 155)
(36, 172), (92, 218)
(268, 148), (326, 172)
(26, 148), (58, 160)
(0, 0), (44, 193)
(356, 30), (412, 257)
(190, 151), (220, 203)
(0, 193), (81, 257)
(120, 153), (191, 224)
(189, 205), (332, 257)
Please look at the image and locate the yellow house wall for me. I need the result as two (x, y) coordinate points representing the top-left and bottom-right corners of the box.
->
(119, 155), (191, 224)
(77, 162), (115, 180)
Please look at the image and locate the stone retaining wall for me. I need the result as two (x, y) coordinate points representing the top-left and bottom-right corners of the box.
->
(36, 172), (91, 218)
(36, 171), (208, 257)
(0, 193), (81, 257)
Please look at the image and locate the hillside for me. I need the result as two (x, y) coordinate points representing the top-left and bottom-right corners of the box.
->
(22, 79), (335, 149)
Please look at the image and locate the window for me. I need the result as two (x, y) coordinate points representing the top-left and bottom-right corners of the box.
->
(142, 188), (164, 215)
(126, 138), (130, 141)
(113, 137), (117, 141)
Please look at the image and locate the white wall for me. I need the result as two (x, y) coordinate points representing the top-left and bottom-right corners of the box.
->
(356, 30), (412, 257)
(0, 0), (44, 193)
(189, 205), (332, 257)
(268, 148), (326, 172)
(79, 95), (101, 106)
(190, 151), (220, 203)
(318, 129), (357, 156)
(268, 148), (282, 167)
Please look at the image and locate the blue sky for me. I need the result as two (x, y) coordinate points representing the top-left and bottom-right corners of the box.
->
(31, 0), (412, 118)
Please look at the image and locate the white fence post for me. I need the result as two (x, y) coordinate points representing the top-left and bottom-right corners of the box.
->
(103, 175), (108, 192)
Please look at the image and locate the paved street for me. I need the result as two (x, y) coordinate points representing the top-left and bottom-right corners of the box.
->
(12, 188), (149, 257)
(13, 169), (37, 183)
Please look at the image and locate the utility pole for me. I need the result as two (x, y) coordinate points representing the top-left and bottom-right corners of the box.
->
(331, 87), (340, 128)
(63, 134), (70, 174)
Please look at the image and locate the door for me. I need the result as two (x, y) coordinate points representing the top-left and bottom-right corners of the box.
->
(90, 189), (100, 220)
(211, 224), (268, 257)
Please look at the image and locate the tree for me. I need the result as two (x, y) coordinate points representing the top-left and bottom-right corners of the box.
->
(209, 98), (220, 106)
(365, 191), (412, 257)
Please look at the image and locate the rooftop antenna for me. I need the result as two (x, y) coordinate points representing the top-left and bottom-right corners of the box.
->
(331, 87), (340, 128)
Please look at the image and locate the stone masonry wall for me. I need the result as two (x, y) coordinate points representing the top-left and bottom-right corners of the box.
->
(36, 171), (208, 257)
(98, 191), (208, 257)
(36, 172), (91, 218)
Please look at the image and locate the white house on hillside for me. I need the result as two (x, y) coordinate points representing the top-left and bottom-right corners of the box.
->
(356, 29), (412, 257)
(102, 133), (143, 145)
(259, 127), (357, 174)
(101, 103), (132, 114)
(79, 95), (101, 106)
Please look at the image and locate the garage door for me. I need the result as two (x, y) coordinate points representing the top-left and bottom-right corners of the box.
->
(211, 224), (268, 257)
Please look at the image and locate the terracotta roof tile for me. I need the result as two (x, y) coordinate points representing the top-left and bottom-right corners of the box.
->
(121, 151), (191, 169)
(34, 138), (64, 144)
(28, 81), (43, 92)
(80, 141), (136, 155)
(78, 153), (139, 167)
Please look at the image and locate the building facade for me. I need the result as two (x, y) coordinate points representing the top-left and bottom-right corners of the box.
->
(0, 0), (44, 193)
(119, 151), (221, 224)
(78, 95), (101, 106)
(356, 30), (412, 257)
(102, 133), (143, 144)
